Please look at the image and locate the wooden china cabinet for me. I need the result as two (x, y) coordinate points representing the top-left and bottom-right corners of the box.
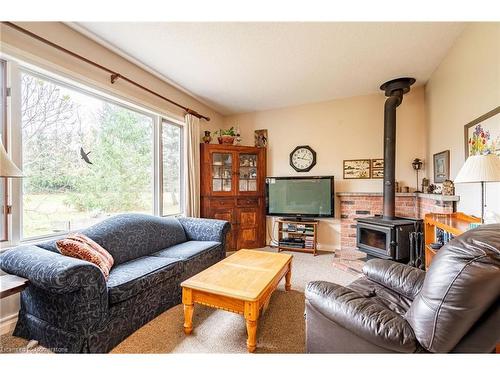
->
(200, 144), (266, 251)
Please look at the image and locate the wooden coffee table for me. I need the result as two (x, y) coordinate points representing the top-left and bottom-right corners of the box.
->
(180, 249), (293, 352)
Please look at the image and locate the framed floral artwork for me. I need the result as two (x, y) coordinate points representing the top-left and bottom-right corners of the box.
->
(464, 106), (500, 160)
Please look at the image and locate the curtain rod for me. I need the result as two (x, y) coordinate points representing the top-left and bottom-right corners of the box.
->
(2, 22), (210, 121)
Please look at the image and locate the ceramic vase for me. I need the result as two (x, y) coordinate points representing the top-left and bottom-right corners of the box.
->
(219, 135), (235, 145)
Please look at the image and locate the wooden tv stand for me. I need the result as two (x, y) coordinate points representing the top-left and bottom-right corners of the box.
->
(277, 219), (318, 256)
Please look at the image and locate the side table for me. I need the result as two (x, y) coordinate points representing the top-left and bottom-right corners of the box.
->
(0, 274), (29, 299)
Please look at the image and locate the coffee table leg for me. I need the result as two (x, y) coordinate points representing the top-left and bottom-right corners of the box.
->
(244, 301), (258, 353)
(262, 297), (271, 312)
(182, 287), (194, 335)
(246, 319), (257, 352)
(285, 263), (292, 291)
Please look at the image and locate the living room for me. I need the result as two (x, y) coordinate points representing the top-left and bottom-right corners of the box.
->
(1, 1), (499, 373)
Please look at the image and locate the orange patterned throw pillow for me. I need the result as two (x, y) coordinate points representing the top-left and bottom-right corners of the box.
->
(56, 233), (114, 279)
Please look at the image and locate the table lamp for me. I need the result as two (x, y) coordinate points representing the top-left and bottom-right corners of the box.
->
(1, 141), (23, 220)
(454, 153), (500, 223)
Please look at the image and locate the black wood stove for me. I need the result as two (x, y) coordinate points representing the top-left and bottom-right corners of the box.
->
(355, 77), (423, 263)
(356, 216), (421, 261)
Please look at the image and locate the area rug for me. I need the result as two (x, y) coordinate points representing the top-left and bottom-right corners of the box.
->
(1, 248), (361, 354)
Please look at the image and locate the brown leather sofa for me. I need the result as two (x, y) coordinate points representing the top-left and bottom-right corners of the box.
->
(305, 224), (500, 353)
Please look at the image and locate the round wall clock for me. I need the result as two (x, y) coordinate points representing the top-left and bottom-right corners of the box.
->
(290, 145), (317, 172)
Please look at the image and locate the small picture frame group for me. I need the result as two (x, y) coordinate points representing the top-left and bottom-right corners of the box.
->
(370, 158), (384, 179)
(343, 158), (385, 179)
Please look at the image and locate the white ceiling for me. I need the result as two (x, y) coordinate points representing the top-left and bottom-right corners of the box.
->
(72, 22), (466, 115)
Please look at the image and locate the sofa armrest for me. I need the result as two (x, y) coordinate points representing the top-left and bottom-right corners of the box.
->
(305, 281), (418, 353)
(362, 259), (426, 300)
(0, 245), (106, 295)
(178, 217), (230, 244)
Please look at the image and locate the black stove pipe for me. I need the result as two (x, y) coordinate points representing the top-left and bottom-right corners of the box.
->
(380, 77), (415, 219)
(383, 93), (402, 219)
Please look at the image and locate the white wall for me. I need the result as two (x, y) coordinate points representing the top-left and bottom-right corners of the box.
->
(425, 23), (500, 221)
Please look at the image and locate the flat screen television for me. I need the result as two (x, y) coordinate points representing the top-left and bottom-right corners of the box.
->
(266, 176), (334, 218)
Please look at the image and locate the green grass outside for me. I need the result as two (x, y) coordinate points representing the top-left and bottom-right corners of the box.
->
(23, 192), (180, 239)
(23, 193), (179, 238)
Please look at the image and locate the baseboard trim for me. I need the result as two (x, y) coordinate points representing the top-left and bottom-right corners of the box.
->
(316, 243), (338, 252)
(267, 243), (338, 253)
(0, 313), (18, 335)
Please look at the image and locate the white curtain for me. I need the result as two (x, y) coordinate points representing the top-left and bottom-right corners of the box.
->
(184, 113), (200, 217)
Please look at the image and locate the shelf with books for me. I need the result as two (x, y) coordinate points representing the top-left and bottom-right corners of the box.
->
(277, 219), (318, 256)
(424, 212), (480, 270)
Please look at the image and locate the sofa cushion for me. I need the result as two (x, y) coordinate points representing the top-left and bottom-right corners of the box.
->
(107, 256), (182, 305)
(36, 241), (60, 253)
(362, 259), (425, 300)
(348, 277), (412, 316)
(151, 240), (221, 260)
(305, 281), (419, 353)
(56, 233), (114, 280)
(80, 214), (187, 265)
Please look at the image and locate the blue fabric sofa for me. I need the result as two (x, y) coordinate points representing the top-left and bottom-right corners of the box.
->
(0, 213), (230, 353)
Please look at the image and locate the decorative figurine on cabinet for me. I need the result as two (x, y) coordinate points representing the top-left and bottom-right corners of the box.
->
(442, 179), (455, 196)
(202, 131), (212, 144)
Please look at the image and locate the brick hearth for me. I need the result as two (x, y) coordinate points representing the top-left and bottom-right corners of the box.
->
(337, 192), (460, 251)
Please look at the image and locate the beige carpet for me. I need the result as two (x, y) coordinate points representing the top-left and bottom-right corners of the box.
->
(1, 248), (361, 354)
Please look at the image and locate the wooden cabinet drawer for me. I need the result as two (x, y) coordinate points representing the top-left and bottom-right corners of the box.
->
(237, 198), (258, 207)
(210, 198), (234, 208)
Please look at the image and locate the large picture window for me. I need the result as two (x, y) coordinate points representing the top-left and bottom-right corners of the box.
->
(162, 120), (183, 216)
(21, 71), (155, 239)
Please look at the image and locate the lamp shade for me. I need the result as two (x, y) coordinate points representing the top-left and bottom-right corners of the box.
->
(0, 142), (23, 177)
(454, 154), (500, 183)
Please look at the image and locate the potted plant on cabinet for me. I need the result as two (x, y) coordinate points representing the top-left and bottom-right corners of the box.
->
(214, 127), (237, 145)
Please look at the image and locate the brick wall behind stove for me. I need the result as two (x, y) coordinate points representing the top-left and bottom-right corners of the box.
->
(339, 195), (454, 250)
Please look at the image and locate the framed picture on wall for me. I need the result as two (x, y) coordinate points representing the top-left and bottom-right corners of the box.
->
(371, 169), (384, 179)
(433, 150), (450, 183)
(464, 106), (500, 160)
(371, 158), (384, 169)
(370, 159), (384, 179)
(254, 129), (268, 148)
(343, 159), (371, 179)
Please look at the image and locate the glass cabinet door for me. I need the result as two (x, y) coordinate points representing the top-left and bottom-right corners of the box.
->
(211, 153), (233, 192)
(238, 154), (258, 192)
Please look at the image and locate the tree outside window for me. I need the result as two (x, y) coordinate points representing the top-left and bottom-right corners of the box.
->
(162, 120), (182, 216)
(21, 72), (154, 238)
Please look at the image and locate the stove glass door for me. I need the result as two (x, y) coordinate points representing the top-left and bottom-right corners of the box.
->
(359, 227), (388, 250)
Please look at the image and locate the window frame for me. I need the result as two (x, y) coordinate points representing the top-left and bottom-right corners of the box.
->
(1, 56), (186, 246)
(0, 59), (8, 242)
